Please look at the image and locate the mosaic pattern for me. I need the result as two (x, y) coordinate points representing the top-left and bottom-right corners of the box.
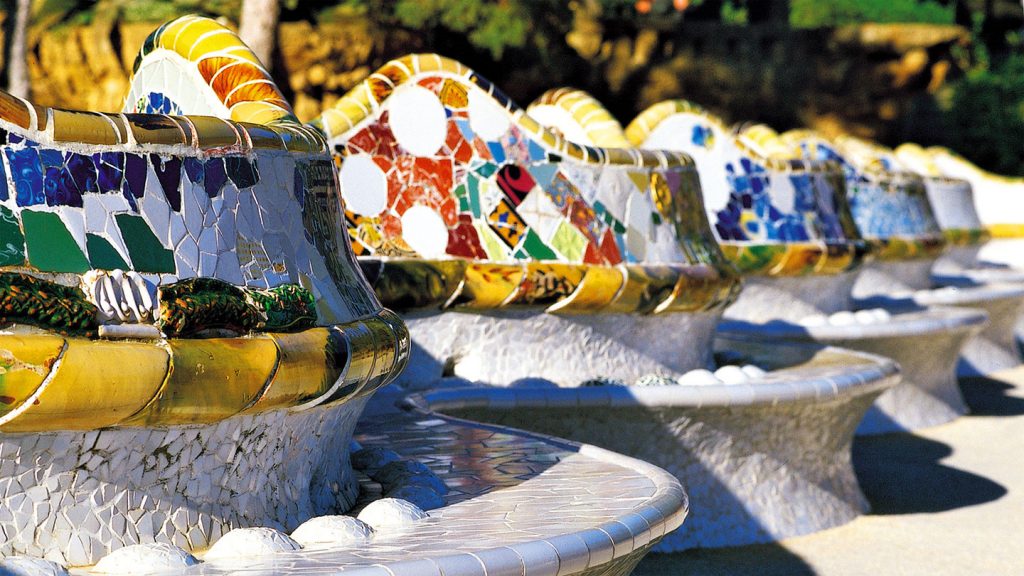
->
(312, 55), (739, 313)
(425, 343), (898, 550)
(782, 131), (946, 260)
(0, 395), (370, 566)
(911, 144), (1024, 238)
(0, 16), (408, 433)
(530, 92), (865, 276)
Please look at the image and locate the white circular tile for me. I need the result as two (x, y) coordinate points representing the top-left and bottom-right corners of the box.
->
(339, 154), (389, 216)
(388, 85), (447, 156)
(468, 89), (511, 141)
(401, 204), (449, 258)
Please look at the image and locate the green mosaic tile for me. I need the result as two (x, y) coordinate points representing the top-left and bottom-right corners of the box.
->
(466, 174), (483, 218)
(520, 229), (558, 260)
(474, 161), (498, 178)
(114, 214), (175, 273)
(0, 205), (26, 267)
(86, 233), (129, 270)
(21, 210), (90, 273)
(455, 184), (470, 212)
(550, 221), (587, 262)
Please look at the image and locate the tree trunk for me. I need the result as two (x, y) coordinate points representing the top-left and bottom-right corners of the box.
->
(5, 0), (31, 98)
(238, 0), (280, 66)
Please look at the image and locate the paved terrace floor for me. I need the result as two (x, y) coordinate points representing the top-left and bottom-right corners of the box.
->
(634, 367), (1024, 575)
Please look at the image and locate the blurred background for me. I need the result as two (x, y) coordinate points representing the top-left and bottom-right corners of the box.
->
(1, 0), (1021, 175)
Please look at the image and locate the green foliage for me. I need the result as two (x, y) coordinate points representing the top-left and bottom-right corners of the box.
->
(941, 54), (1024, 175)
(390, 0), (532, 59)
(790, 0), (955, 28)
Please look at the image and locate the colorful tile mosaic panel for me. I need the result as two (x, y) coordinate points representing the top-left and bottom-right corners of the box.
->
(312, 55), (739, 312)
(0, 16), (408, 432)
(783, 131), (946, 256)
(529, 91), (863, 275)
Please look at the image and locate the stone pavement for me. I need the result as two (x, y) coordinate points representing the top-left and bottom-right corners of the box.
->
(633, 368), (1024, 575)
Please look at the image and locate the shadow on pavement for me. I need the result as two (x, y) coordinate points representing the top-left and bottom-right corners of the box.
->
(853, 432), (1007, 515)
(959, 375), (1024, 417)
(632, 543), (816, 576)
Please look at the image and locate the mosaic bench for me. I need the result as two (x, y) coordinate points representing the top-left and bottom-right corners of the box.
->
(0, 16), (408, 566)
(310, 55), (740, 388)
(1, 396), (689, 576)
(527, 90), (988, 433)
(895, 142), (1024, 286)
(791, 133), (1024, 377)
(413, 338), (898, 551)
(902, 144), (1024, 273)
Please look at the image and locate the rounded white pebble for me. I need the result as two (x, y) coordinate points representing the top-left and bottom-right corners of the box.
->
(854, 309), (879, 325)
(828, 311), (857, 326)
(741, 364), (768, 379)
(713, 365), (750, 385)
(0, 557), (69, 576)
(676, 369), (721, 386)
(357, 498), (428, 529)
(203, 527), (301, 560)
(797, 314), (827, 327)
(291, 516), (374, 546)
(870, 308), (892, 322)
(93, 543), (198, 574)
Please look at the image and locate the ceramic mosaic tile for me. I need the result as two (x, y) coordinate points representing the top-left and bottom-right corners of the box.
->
(0, 15), (407, 431)
(528, 91), (864, 275)
(312, 55), (740, 312)
(780, 131), (946, 259)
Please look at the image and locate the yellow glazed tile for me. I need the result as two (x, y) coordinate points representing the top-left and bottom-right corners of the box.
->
(241, 328), (341, 413)
(1, 339), (169, 432)
(454, 263), (525, 309)
(122, 336), (278, 426)
(547, 265), (625, 313)
(51, 110), (122, 146)
(0, 335), (65, 424)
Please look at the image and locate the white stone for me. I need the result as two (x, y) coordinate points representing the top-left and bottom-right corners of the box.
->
(854, 310), (879, 325)
(827, 311), (857, 326)
(290, 516), (374, 546)
(870, 308), (892, 322)
(797, 314), (828, 327)
(676, 369), (722, 386)
(0, 557), (69, 576)
(203, 527), (301, 560)
(356, 498), (427, 530)
(92, 543), (198, 574)
(339, 154), (388, 216)
(387, 84), (447, 155)
(713, 365), (750, 385)
(740, 365), (768, 379)
(400, 204), (450, 259)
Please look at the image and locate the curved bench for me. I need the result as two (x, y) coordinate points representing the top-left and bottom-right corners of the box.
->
(0, 16), (407, 565)
(411, 338), (898, 550)
(911, 144), (1024, 272)
(790, 133), (1024, 376)
(311, 55), (740, 387)
(529, 89), (984, 432)
(896, 142), (1024, 285)
(5, 402), (689, 576)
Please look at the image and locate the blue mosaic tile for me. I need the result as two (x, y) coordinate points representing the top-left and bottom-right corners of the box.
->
(226, 156), (259, 189)
(5, 147), (44, 207)
(150, 154), (182, 212)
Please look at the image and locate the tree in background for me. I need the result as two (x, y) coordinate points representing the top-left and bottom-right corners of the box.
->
(3, 0), (31, 97)
(239, 0), (278, 64)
